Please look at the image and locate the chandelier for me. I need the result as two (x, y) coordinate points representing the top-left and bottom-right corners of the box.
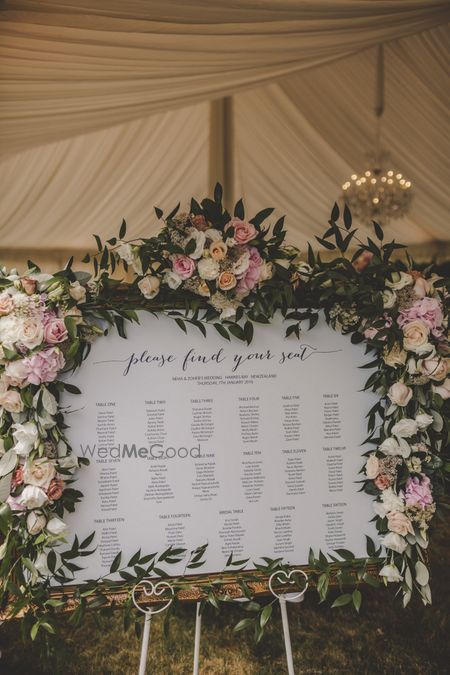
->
(342, 45), (413, 223)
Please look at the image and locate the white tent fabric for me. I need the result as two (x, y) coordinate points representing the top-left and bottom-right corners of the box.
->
(0, 2), (449, 259)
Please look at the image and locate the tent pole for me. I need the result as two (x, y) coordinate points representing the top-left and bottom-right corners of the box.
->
(209, 97), (234, 209)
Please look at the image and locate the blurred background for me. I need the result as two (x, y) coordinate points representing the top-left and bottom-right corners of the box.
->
(0, 2), (449, 272)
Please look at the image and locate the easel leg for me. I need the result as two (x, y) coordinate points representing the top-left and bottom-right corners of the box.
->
(279, 597), (295, 675)
(192, 601), (202, 675)
(138, 613), (152, 675)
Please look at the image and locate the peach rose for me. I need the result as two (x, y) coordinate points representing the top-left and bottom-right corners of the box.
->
(0, 389), (24, 413)
(47, 477), (65, 501)
(402, 320), (429, 353)
(21, 277), (37, 295)
(388, 382), (413, 407)
(421, 357), (448, 382)
(209, 240), (228, 261)
(365, 454), (379, 479)
(0, 292), (14, 316)
(218, 271), (237, 291)
(375, 474), (392, 490)
(387, 511), (414, 536)
(413, 277), (431, 299)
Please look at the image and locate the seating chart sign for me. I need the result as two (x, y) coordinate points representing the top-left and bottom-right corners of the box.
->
(64, 312), (377, 580)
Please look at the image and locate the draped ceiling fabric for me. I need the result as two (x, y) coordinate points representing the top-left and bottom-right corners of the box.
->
(0, 1), (449, 264)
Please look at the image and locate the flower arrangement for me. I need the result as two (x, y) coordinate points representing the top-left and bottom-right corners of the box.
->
(0, 191), (448, 641)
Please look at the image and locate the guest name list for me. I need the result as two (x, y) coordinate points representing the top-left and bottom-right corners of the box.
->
(64, 312), (377, 579)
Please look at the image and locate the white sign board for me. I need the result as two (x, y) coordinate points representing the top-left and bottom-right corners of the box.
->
(64, 312), (377, 580)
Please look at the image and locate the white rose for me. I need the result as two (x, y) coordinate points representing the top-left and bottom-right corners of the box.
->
(35, 551), (50, 576)
(20, 485), (48, 509)
(220, 304), (237, 320)
(382, 289), (397, 309)
(0, 315), (22, 348)
(23, 458), (56, 489)
(138, 276), (160, 300)
(3, 360), (28, 388)
(12, 421), (39, 456)
(365, 454), (379, 479)
(391, 418), (418, 438)
(379, 436), (410, 458)
(381, 531), (408, 554)
(415, 413), (433, 430)
(205, 228), (223, 242)
(197, 258), (220, 281)
(185, 228), (206, 259)
(26, 511), (47, 535)
(69, 281), (87, 304)
(58, 454), (79, 471)
(116, 242), (134, 265)
(232, 251), (250, 276)
(386, 271), (413, 291)
(382, 487), (405, 513)
(46, 516), (68, 537)
(163, 270), (182, 290)
(17, 317), (44, 350)
(379, 563), (403, 583)
(388, 382), (413, 407)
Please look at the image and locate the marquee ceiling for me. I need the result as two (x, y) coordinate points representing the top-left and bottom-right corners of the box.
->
(0, 2), (448, 255)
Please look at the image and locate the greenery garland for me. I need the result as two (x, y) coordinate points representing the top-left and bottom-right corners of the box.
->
(0, 187), (448, 644)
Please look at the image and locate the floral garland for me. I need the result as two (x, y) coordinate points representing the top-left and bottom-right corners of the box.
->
(0, 189), (448, 641)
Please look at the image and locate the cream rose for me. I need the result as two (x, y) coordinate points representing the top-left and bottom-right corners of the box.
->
(27, 511), (47, 535)
(17, 318), (44, 349)
(197, 258), (220, 280)
(0, 389), (24, 413)
(388, 382), (413, 407)
(391, 418), (418, 438)
(138, 275), (160, 300)
(382, 289), (397, 309)
(259, 262), (274, 282)
(383, 345), (407, 368)
(218, 271), (237, 291)
(420, 357), (448, 382)
(4, 359), (29, 387)
(387, 511), (414, 536)
(386, 271), (413, 291)
(402, 320), (430, 353)
(23, 458), (56, 489)
(365, 454), (379, 479)
(209, 241), (228, 261)
(379, 563), (403, 582)
(432, 377), (450, 400)
(46, 516), (68, 537)
(69, 281), (87, 303)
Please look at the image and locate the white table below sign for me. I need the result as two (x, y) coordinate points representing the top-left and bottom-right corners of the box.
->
(63, 311), (378, 581)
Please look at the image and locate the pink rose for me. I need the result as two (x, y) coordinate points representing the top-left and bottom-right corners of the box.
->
(398, 297), (444, 337)
(44, 318), (68, 344)
(23, 348), (65, 385)
(230, 219), (257, 245)
(421, 357), (448, 382)
(237, 246), (263, 292)
(363, 315), (393, 341)
(47, 477), (65, 501)
(387, 511), (414, 536)
(353, 251), (373, 273)
(413, 277), (431, 299)
(172, 255), (195, 280)
(404, 475), (433, 508)
(0, 292), (14, 315)
(388, 382), (413, 407)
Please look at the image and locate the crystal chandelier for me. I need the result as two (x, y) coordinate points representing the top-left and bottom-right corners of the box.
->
(342, 45), (413, 223)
